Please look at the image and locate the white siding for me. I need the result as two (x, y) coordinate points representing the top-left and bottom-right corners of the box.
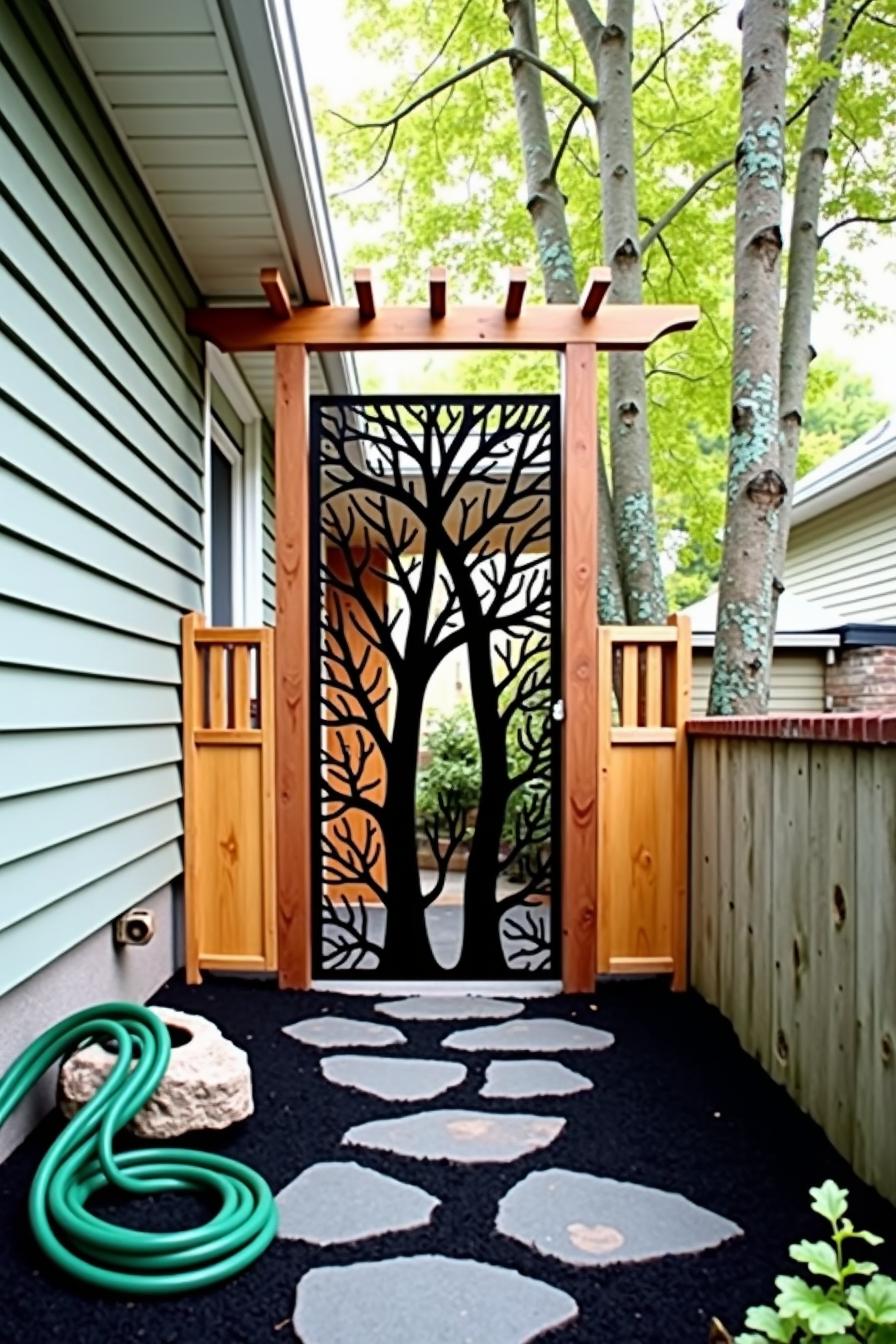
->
(691, 653), (827, 716)
(786, 480), (896, 624)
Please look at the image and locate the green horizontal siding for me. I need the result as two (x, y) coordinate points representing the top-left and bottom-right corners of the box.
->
(262, 420), (276, 626)
(0, 0), (204, 993)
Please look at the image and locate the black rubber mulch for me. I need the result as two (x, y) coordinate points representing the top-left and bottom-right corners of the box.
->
(1, 976), (894, 1344)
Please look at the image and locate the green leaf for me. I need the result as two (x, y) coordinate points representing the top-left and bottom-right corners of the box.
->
(842, 1259), (879, 1278)
(790, 1239), (841, 1282)
(805, 1300), (854, 1335)
(852, 1230), (885, 1247)
(810, 1181), (849, 1224)
(744, 1305), (795, 1340)
(849, 1276), (896, 1325)
(735, 1335), (775, 1344)
(869, 1327), (896, 1344)
(775, 1274), (820, 1317)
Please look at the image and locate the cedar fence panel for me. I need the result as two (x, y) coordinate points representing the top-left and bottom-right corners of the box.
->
(182, 613), (277, 982)
(689, 720), (896, 1204)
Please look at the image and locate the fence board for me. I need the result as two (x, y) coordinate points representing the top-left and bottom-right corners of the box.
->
(690, 729), (896, 1206)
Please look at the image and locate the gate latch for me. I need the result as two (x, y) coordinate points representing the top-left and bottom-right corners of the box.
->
(552, 698), (565, 722)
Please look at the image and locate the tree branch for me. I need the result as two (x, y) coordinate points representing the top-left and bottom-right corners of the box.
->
(330, 46), (597, 147)
(632, 6), (722, 96)
(548, 102), (586, 182)
(818, 213), (896, 243)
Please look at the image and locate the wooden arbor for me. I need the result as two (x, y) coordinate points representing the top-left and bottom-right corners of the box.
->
(188, 266), (698, 992)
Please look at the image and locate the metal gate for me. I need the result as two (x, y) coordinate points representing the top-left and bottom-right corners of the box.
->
(311, 395), (561, 979)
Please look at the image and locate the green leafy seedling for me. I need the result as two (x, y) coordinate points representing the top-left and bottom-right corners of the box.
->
(735, 1181), (894, 1344)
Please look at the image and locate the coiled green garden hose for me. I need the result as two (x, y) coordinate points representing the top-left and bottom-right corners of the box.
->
(0, 1001), (277, 1294)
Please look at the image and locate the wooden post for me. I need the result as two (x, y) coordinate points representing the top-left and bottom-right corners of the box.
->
(669, 613), (691, 989)
(561, 343), (599, 993)
(275, 344), (312, 988)
(182, 611), (204, 984)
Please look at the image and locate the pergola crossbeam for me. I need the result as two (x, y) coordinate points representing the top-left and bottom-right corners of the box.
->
(260, 267), (292, 320)
(504, 265), (528, 320)
(429, 266), (447, 319)
(354, 266), (376, 322)
(580, 267), (612, 319)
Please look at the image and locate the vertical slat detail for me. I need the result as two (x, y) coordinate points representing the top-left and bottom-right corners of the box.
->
(209, 645), (227, 728)
(621, 645), (638, 726)
(232, 644), (251, 730)
(275, 344), (311, 989)
(561, 343), (598, 994)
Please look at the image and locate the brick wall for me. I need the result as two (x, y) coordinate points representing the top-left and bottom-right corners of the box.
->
(825, 646), (896, 712)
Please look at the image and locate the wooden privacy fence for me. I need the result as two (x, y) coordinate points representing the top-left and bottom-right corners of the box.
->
(690, 716), (896, 1204)
(181, 614), (277, 982)
(597, 615), (691, 989)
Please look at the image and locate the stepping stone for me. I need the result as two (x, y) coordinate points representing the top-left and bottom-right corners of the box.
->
(293, 1254), (578, 1343)
(321, 1055), (467, 1102)
(343, 1108), (565, 1164)
(497, 1169), (742, 1266)
(481, 1060), (593, 1099)
(443, 1018), (614, 1053)
(282, 1016), (406, 1049)
(276, 1161), (438, 1245)
(376, 995), (524, 1021)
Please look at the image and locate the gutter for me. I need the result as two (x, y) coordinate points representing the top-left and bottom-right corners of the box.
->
(218, 0), (359, 396)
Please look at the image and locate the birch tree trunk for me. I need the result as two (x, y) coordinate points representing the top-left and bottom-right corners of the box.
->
(772, 0), (846, 599)
(568, 0), (667, 623)
(503, 0), (627, 623)
(708, 0), (789, 715)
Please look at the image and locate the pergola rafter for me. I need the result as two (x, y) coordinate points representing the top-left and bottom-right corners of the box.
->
(187, 266), (699, 994)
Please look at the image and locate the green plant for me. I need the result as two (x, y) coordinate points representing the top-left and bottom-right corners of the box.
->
(416, 702), (481, 828)
(737, 1181), (896, 1344)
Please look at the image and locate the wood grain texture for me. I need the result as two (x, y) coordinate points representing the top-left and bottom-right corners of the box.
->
(187, 301), (700, 353)
(181, 618), (276, 978)
(597, 622), (691, 988)
(260, 267), (291, 320)
(692, 734), (896, 1205)
(579, 267), (612, 318)
(561, 344), (598, 993)
(275, 345), (312, 989)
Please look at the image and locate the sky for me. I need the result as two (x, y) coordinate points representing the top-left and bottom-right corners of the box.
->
(293, 0), (896, 410)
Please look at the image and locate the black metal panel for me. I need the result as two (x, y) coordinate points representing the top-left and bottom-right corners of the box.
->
(310, 396), (561, 979)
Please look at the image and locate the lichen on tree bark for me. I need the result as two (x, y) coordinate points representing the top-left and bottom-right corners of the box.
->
(709, 0), (790, 715)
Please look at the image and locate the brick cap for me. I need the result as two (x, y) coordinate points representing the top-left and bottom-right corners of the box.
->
(686, 713), (896, 744)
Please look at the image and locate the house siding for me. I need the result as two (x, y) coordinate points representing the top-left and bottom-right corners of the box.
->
(691, 652), (827, 716)
(0, 0), (203, 995)
(785, 479), (896, 624)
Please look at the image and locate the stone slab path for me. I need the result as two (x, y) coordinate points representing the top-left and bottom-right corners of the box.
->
(321, 1054), (467, 1102)
(278, 995), (744, 1342)
(293, 1255), (578, 1344)
(343, 1108), (566, 1164)
(276, 1160), (439, 1245)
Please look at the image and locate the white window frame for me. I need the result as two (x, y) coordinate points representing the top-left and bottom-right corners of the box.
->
(203, 346), (264, 627)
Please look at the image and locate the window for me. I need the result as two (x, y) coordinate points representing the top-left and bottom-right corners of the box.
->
(203, 349), (263, 627)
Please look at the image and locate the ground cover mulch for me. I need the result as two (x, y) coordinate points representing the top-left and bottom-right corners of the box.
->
(1, 975), (894, 1343)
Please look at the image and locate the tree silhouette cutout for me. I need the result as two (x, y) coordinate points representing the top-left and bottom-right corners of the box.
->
(313, 396), (558, 977)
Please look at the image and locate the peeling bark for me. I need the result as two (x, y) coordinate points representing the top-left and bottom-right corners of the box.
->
(568, 0), (667, 624)
(709, 0), (790, 715)
(773, 0), (846, 609)
(503, 0), (626, 622)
